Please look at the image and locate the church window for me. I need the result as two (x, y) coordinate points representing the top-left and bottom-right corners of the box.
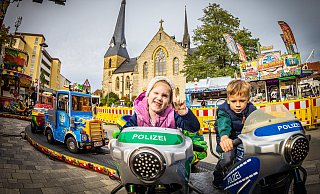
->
(173, 58), (179, 75)
(155, 48), (166, 76)
(109, 58), (112, 68)
(34, 37), (38, 45)
(143, 62), (148, 79)
(126, 76), (130, 90)
(116, 77), (120, 90)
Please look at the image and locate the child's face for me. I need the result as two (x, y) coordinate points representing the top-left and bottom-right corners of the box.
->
(227, 94), (249, 114)
(147, 82), (171, 114)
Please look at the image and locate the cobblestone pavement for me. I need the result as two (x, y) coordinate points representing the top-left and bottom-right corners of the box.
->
(1, 116), (320, 193)
(0, 117), (126, 194)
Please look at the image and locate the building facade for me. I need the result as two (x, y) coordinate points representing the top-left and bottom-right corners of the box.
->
(12, 33), (65, 93)
(102, 0), (191, 101)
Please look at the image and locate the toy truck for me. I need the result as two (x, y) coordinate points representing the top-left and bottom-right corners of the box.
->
(44, 90), (109, 153)
(31, 92), (54, 133)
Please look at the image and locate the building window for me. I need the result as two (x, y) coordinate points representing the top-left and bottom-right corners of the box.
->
(143, 62), (148, 79)
(126, 76), (130, 90)
(34, 37), (38, 45)
(30, 64), (34, 72)
(31, 55), (35, 63)
(173, 58), (179, 75)
(33, 46), (37, 54)
(109, 58), (112, 68)
(155, 48), (166, 76)
(116, 77), (120, 90)
(108, 71), (111, 76)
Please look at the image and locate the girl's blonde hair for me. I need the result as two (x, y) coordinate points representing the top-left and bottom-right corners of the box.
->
(227, 79), (251, 98)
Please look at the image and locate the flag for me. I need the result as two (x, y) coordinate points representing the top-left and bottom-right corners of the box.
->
(278, 21), (296, 45)
(280, 34), (294, 54)
(236, 43), (247, 62)
(223, 34), (238, 54)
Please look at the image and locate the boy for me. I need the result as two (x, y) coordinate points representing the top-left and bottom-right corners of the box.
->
(213, 79), (256, 190)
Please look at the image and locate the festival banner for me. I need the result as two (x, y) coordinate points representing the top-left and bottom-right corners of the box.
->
(236, 43), (247, 62)
(223, 34), (238, 54)
(278, 21), (297, 45)
(280, 34), (293, 54)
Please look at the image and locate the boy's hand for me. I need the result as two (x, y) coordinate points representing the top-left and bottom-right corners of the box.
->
(220, 135), (233, 152)
(173, 96), (187, 115)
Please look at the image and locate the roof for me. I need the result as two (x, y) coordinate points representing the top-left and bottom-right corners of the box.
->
(113, 58), (137, 74)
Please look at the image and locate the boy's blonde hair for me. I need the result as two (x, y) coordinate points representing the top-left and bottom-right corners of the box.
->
(227, 79), (251, 98)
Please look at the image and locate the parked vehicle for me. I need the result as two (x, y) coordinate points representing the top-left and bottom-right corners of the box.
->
(207, 104), (310, 194)
(44, 90), (109, 153)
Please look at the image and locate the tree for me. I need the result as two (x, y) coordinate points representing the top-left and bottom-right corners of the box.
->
(183, 3), (259, 81)
(0, 25), (11, 47)
(101, 92), (119, 106)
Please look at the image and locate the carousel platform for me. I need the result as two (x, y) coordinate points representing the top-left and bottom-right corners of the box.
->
(25, 125), (222, 194)
(0, 111), (31, 121)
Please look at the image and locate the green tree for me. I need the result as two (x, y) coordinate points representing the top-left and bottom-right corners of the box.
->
(101, 92), (120, 106)
(0, 25), (12, 47)
(183, 3), (259, 81)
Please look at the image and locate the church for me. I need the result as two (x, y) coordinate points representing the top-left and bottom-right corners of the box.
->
(102, 0), (192, 102)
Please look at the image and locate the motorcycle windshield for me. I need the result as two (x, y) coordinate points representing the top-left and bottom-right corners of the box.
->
(242, 104), (297, 134)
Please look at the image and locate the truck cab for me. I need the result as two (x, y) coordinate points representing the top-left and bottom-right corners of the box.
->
(44, 90), (109, 153)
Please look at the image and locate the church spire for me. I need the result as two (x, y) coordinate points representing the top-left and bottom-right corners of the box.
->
(104, 0), (129, 59)
(182, 6), (190, 49)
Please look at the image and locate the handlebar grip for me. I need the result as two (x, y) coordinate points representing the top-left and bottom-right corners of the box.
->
(217, 138), (242, 153)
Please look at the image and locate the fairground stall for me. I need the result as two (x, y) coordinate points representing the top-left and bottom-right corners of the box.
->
(185, 76), (233, 108)
(0, 47), (31, 112)
(240, 51), (316, 103)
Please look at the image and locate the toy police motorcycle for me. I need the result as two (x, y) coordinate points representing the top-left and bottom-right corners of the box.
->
(109, 126), (205, 194)
(207, 103), (310, 194)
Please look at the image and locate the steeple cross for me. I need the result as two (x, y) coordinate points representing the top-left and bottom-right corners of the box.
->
(159, 19), (164, 30)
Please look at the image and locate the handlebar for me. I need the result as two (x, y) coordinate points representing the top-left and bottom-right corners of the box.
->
(216, 138), (242, 153)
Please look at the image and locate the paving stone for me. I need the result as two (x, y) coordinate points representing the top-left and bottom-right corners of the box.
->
(11, 173), (31, 180)
(41, 187), (66, 194)
(20, 188), (43, 194)
(0, 188), (20, 194)
(22, 182), (45, 189)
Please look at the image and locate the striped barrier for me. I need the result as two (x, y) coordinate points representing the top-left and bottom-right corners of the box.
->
(95, 97), (318, 132)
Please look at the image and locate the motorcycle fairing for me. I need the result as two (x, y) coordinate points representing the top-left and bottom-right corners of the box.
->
(254, 121), (304, 137)
(224, 157), (260, 194)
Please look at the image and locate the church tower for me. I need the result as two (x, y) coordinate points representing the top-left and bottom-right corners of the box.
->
(102, 0), (129, 97)
(182, 6), (190, 49)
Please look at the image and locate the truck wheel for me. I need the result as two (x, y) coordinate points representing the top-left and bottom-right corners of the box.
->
(46, 129), (55, 144)
(31, 121), (37, 133)
(66, 137), (79, 153)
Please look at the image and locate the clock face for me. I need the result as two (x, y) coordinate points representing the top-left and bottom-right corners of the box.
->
(121, 43), (126, 48)
(110, 42), (114, 47)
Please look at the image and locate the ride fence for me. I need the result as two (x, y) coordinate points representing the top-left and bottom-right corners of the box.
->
(95, 96), (320, 132)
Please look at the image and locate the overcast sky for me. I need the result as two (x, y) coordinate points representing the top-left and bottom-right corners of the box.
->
(4, 0), (320, 91)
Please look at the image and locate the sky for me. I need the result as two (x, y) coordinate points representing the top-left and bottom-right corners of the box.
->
(4, 0), (320, 91)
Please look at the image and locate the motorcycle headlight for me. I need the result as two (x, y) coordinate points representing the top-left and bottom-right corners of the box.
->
(129, 147), (166, 182)
(284, 134), (309, 165)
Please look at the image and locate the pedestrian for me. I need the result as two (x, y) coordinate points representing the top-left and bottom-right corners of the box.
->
(212, 79), (256, 190)
(123, 76), (200, 133)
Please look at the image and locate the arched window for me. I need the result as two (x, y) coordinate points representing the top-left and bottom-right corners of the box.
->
(155, 48), (166, 76)
(116, 77), (120, 90)
(109, 58), (112, 68)
(143, 62), (148, 79)
(173, 58), (179, 75)
(126, 76), (130, 90)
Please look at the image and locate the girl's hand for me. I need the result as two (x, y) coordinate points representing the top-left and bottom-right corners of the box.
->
(173, 96), (187, 115)
(220, 135), (233, 152)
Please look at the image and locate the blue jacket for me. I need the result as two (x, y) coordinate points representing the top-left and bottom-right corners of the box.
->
(215, 101), (256, 143)
(124, 108), (200, 133)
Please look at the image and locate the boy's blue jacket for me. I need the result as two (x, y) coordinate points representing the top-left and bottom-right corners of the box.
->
(124, 108), (200, 133)
(215, 101), (256, 142)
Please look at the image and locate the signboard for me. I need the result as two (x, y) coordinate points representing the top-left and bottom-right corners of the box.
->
(240, 61), (259, 81)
